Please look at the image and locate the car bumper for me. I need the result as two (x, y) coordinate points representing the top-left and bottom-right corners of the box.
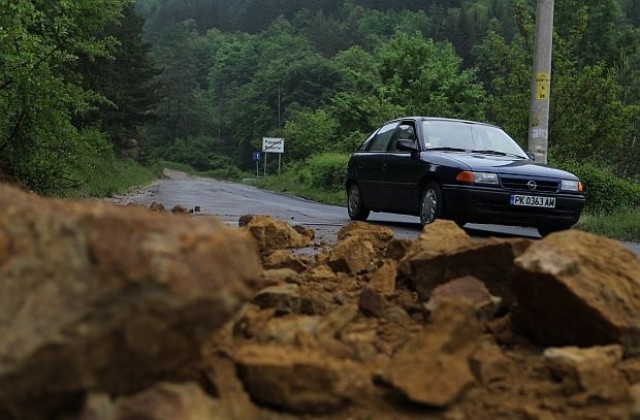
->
(442, 184), (585, 228)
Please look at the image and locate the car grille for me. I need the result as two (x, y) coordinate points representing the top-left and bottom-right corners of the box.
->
(500, 177), (559, 193)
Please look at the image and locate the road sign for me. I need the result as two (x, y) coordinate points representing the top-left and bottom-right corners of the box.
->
(252, 151), (261, 162)
(262, 137), (284, 154)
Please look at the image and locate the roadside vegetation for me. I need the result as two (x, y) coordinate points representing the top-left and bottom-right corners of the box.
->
(1, 1), (638, 241)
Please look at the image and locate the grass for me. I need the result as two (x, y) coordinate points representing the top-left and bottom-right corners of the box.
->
(575, 207), (640, 242)
(67, 157), (162, 198)
(254, 174), (346, 206)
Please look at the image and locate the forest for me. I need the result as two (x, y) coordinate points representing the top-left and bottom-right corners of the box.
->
(1, 0), (639, 203)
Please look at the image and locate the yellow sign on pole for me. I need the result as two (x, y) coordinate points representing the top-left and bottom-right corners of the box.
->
(536, 72), (550, 100)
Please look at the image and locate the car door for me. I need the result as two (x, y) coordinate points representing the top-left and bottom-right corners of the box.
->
(356, 122), (398, 209)
(384, 121), (423, 213)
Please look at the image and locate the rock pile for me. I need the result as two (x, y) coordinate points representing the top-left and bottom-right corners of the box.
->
(1, 183), (639, 419)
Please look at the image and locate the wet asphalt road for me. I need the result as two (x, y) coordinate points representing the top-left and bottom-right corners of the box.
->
(110, 169), (640, 255)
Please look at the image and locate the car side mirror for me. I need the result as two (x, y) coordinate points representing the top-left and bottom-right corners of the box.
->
(526, 152), (536, 160)
(396, 139), (418, 152)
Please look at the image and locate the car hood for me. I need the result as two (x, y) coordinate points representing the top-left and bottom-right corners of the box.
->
(436, 153), (579, 180)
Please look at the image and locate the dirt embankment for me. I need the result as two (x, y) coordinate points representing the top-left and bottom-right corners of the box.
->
(1, 185), (639, 419)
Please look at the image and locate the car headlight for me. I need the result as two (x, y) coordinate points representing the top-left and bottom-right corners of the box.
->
(561, 180), (582, 192)
(455, 171), (499, 185)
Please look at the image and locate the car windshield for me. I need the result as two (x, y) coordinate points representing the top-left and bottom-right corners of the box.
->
(421, 120), (528, 159)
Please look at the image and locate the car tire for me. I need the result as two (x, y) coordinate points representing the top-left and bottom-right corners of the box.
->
(347, 183), (370, 221)
(420, 181), (444, 226)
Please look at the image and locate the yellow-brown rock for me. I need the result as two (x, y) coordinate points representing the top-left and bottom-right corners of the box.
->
(0, 184), (261, 418)
(234, 344), (351, 413)
(329, 235), (377, 274)
(336, 221), (394, 250)
(81, 382), (224, 420)
(513, 230), (640, 356)
(400, 220), (531, 301)
(241, 215), (312, 252)
(384, 300), (482, 407)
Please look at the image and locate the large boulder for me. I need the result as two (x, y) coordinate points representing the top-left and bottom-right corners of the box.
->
(0, 184), (261, 418)
(336, 222), (394, 250)
(400, 221), (530, 301)
(513, 230), (640, 356)
(384, 300), (482, 407)
(234, 345), (352, 414)
(240, 215), (312, 253)
(543, 345), (629, 402)
(329, 236), (377, 274)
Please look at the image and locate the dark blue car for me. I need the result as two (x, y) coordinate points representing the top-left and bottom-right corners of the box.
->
(345, 117), (585, 236)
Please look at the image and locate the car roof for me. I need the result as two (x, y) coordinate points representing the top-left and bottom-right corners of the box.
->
(384, 116), (499, 128)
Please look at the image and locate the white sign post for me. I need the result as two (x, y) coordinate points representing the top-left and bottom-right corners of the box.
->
(262, 137), (284, 176)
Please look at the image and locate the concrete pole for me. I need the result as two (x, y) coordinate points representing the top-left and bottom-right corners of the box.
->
(527, 0), (554, 164)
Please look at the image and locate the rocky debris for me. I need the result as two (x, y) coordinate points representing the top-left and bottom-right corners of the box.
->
(233, 345), (352, 414)
(469, 341), (514, 384)
(329, 235), (377, 274)
(241, 215), (313, 253)
(80, 382), (222, 420)
(357, 289), (385, 316)
(366, 259), (397, 295)
(385, 238), (414, 261)
(399, 220), (531, 302)
(262, 250), (311, 272)
(336, 221), (394, 250)
(149, 201), (166, 212)
(543, 345), (629, 402)
(253, 284), (330, 316)
(425, 276), (502, 321)
(292, 225), (315, 242)
(2, 187), (640, 420)
(0, 184), (261, 418)
(383, 300), (483, 407)
(630, 384), (640, 419)
(170, 204), (189, 214)
(513, 230), (640, 355)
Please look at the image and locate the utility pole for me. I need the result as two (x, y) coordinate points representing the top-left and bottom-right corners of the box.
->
(527, 0), (554, 164)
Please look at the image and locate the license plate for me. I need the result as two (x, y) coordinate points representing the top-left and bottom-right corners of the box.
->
(510, 194), (556, 208)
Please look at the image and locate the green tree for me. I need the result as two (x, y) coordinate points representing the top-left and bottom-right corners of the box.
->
(0, 0), (126, 193)
(283, 109), (338, 160)
(475, 0), (640, 176)
(375, 32), (486, 120)
(77, 3), (162, 153)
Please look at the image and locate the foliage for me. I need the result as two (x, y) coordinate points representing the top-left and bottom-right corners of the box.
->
(0, 0), (127, 193)
(283, 109), (338, 160)
(66, 129), (161, 198)
(160, 135), (243, 178)
(77, 3), (162, 152)
(576, 207), (640, 242)
(307, 152), (350, 190)
(559, 162), (640, 213)
(475, 0), (640, 173)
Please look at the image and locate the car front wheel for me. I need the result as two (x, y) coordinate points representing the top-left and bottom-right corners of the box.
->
(420, 182), (443, 226)
(347, 183), (370, 221)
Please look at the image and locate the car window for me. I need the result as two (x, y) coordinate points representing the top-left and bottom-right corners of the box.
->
(387, 123), (416, 152)
(421, 120), (527, 157)
(422, 120), (474, 150)
(470, 124), (528, 157)
(366, 122), (398, 152)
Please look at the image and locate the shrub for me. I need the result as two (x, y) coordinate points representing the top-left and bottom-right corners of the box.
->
(559, 162), (640, 213)
(162, 136), (241, 179)
(307, 153), (350, 190)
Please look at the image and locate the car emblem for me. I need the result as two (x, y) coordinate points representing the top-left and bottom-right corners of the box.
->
(527, 180), (537, 190)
